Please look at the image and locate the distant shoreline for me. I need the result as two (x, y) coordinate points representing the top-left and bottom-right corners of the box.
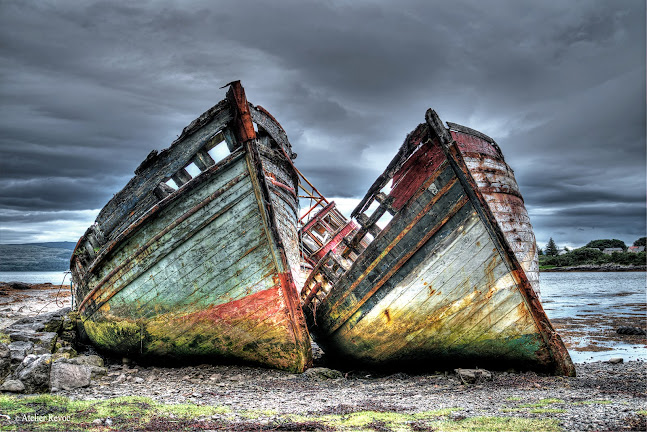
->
(541, 264), (646, 272)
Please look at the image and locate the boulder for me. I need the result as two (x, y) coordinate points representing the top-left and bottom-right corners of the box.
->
(8, 341), (34, 363)
(0, 379), (25, 392)
(6, 308), (70, 334)
(454, 368), (493, 384)
(0, 343), (10, 381)
(6, 282), (32, 290)
(608, 357), (624, 364)
(67, 354), (104, 368)
(4, 309), (70, 356)
(50, 356), (107, 390)
(302, 367), (344, 380)
(50, 361), (91, 390)
(14, 354), (52, 393)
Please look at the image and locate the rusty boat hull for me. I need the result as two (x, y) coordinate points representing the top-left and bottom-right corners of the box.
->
(71, 83), (311, 372)
(301, 110), (574, 375)
(449, 123), (540, 298)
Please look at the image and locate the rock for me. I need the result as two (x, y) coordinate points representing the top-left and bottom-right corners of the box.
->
(4, 309), (70, 356)
(6, 282), (32, 290)
(133, 377), (145, 384)
(62, 313), (78, 332)
(6, 308), (70, 333)
(114, 374), (126, 383)
(50, 360), (92, 390)
(8, 341), (34, 363)
(608, 357), (624, 364)
(92, 419), (102, 425)
(50, 354), (108, 390)
(14, 354), (52, 393)
(7, 330), (58, 353)
(454, 368), (493, 384)
(51, 352), (71, 362)
(59, 331), (77, 346)
(302, 367), (344, 380)
(54, 344), (77, 358)
(617, 326), (646, 336)
(0, 379), (25, 392)
(0, 343), (10, 380)
(67, 355), (104, 368)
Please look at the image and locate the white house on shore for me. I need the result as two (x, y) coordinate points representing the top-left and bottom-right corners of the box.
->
(602, 247), (624, 255)
(627, 245), (645, 253)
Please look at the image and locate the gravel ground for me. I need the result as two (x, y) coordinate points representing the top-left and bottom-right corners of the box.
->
(49, 347), (645, 431)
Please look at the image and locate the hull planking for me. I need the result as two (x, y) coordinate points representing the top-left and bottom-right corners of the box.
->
(71, 82), (311, 372)
(301, 109), (574, 376)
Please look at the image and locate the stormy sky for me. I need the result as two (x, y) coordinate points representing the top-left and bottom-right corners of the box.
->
(0, 0), (645, 250)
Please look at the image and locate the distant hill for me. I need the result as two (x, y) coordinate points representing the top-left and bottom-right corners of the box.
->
(0, 242), (76, 271)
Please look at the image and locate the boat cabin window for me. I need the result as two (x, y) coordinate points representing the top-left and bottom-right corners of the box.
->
(164, 178), (179, 190)
(322, 214), (342, 232)
(207, 141), (230, 163)
(205, 130), (230, 164)
(311, 225), (331, 244)
(302, 235), (318, 254)
(185, 162), (201, 178)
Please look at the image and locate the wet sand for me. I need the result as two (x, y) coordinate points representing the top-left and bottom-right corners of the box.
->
(0, 282), (71, 329)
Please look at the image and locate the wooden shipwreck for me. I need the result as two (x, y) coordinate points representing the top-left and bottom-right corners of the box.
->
(300, 109), (575, 376)
(447, 122), (540, 298)
(70, 82), (312, 372)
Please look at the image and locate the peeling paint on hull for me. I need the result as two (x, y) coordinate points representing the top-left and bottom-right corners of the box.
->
(302, 109), (574, 376)
(448, 123), (540, 298)
(71, 83), (311, 372)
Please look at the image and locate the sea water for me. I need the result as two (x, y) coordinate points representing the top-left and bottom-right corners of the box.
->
(0, 271), (70, 285)
(541, 271), (646, 362)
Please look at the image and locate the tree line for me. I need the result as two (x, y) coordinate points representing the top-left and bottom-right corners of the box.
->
(538, 237), (646, 268)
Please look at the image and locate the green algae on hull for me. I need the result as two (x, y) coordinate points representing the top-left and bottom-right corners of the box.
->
(71, 83), (312, 372)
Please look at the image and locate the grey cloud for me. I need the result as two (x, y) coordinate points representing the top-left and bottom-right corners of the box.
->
(0, 0), (644, 245)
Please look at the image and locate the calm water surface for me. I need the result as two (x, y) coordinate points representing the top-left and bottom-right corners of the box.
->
(0, 271), (70, 285)
(541, 271), (646, 363)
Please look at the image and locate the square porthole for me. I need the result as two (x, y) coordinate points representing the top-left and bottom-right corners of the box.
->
(185, 162), (201, 178)
(207, 144), (230, 164)
(164, 178), (179, 190)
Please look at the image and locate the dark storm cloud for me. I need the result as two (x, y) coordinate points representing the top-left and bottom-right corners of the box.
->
(0, 0), (644, 246)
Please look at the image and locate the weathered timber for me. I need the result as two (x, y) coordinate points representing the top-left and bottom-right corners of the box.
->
(301, 108), (574, 376)
(447, 122), (540, 297)
(71, 82), (311, 372)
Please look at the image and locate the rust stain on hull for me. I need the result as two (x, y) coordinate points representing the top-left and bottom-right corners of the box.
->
(300, 109), (574, 376)
(71, 82), (311, 372)
(449, 123), (540, 297)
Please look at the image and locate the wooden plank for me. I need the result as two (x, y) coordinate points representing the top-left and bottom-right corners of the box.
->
(82, 165), (254, 314)
(95, 100), (232, 241)
(88, 182), (259, 312)
(322, 164), (457, 312)
(336, 206), (485, 339)
(193, 149), (216, 171)
(331, 214), (494, 360)
(318, 171), (464, 332)
(112, 203), (273, 316)
(87, 158), (250, 288)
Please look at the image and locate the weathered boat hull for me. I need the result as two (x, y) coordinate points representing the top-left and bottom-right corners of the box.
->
(449, 123), (540, 297)
(71, 83), (311, 372)
(302, 110), (574, 375)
